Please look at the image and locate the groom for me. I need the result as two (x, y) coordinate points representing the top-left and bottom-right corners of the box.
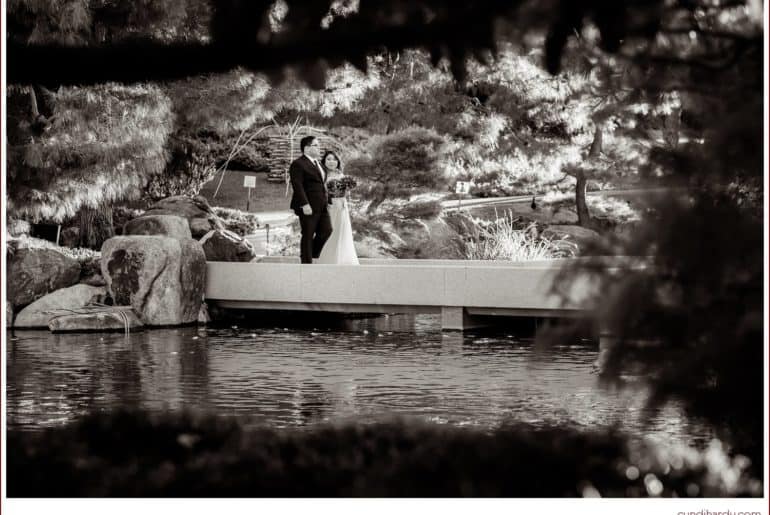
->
(289, 136), (333, 264)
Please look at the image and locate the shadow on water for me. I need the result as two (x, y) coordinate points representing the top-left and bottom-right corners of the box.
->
(216, 309), (593, 341)
(215, 309), (424, 331)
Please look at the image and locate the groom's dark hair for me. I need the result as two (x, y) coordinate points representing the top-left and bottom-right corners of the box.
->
(300, 136), (317, 154)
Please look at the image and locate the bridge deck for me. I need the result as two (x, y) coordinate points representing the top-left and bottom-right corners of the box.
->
(205, 257), (616, 329)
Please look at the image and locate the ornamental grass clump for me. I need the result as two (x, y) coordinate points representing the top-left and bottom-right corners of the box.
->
(464, 211), (576, 261)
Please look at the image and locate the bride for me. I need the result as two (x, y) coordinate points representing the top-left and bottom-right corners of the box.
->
(316, 151), (359, 265)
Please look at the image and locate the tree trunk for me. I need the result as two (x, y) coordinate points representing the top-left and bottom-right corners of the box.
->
(28, 85), (55, 135)
(576, 125), (603, 228)
(588, 125), (603, 158)
(78, 205), (114, 250)
(663, 108), (681, 148)
(575, 168), (592, 228)
(366, 190), (387, 214)
(29, 86), (40, 118)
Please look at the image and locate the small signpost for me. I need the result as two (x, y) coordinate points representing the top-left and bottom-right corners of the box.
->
(244, 175), (257, 211)
(455, 181), (471, 210)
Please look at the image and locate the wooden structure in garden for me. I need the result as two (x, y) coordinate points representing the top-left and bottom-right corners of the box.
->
(258, 121), (343, 187)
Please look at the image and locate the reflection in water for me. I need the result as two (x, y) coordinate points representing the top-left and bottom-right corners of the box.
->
(5, 314), (715, 446)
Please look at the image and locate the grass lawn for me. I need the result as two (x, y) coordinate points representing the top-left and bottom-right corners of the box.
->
(200, 169), (292, 213)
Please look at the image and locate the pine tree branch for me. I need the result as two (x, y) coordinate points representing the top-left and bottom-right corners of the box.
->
(8, 0), (518, 86)
(659, 26), (760, 43)
(619, 36), (759, 72)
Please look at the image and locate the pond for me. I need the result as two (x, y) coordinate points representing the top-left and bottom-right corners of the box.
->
(5, 313), (715, 447)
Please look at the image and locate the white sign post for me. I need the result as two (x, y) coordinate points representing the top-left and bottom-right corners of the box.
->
(244, 175), (257, 211)
(455, 181), (471, 210)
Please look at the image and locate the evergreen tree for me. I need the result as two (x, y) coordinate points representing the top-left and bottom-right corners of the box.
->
(6, 82), (174, 225)
(548, 0), (764, 467)
(5, 0), (206, 233)
(345, 127), (450, 214)
(5, 1), (275, 215)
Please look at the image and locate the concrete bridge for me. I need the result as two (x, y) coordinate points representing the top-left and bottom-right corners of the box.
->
(204, 257), (621, 330)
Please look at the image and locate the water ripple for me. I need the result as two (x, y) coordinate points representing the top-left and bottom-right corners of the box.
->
(5, 317), (715, 446)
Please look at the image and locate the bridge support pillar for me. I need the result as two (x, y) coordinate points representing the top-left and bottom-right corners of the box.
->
(441, 307), (489, 331)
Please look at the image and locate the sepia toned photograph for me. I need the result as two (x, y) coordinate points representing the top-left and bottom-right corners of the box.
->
(2, 0), (767, 511)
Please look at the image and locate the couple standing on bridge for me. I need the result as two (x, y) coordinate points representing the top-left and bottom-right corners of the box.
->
(289, 135), (359, 265)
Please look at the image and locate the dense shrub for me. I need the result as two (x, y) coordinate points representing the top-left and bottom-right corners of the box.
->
(264, 226), (300, 257)
(349, 212), (397, 245)
(110, 206), (146, 234)
(212, 207), (261, 236)
(6, 234), (100, 264)
(6, 410), (761, 497)
(6, 218), (31, 237)
(396, 199), (443, 220)
(147, 133), (220, 199)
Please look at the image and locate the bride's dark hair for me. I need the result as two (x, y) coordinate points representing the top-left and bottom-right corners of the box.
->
(321, 150), (342, 171)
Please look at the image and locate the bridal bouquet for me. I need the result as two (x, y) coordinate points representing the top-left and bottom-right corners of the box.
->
(326, 176), (357, 197)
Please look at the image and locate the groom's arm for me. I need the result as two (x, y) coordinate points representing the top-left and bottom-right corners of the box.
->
(289, 161), (310, 210)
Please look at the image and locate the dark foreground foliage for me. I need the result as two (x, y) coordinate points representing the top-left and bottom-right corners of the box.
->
(7, 411), (760, 497)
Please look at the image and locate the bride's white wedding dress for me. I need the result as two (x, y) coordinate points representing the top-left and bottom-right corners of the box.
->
(317, 196), (359, 265)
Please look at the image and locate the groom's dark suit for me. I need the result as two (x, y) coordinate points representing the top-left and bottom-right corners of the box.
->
(289, 155), (333, 264)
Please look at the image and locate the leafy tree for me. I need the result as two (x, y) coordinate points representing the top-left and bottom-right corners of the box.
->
(547, 0), (764, 468)
(151, 69), (273, 200)
(6, 82), (173, 223)
(5, 1), (280, 218)
(345, 127), (450, 214)
(6, 0), (211, 45)
(5, 0), (209, 243)
(547, 0), (762, 228)
(2, 1), (568, 86)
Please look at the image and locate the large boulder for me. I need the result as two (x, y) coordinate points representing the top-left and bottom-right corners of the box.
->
(7, 248), (81, 308)
(14, 284), (107, 328)
(101, 236), (206, 326)
(48, 306), (143, 333)
(124, 214), (192, 240)
(141, 195), (224, 239)
(199, 229), (257, 262)
(6, 302), (14, 328)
